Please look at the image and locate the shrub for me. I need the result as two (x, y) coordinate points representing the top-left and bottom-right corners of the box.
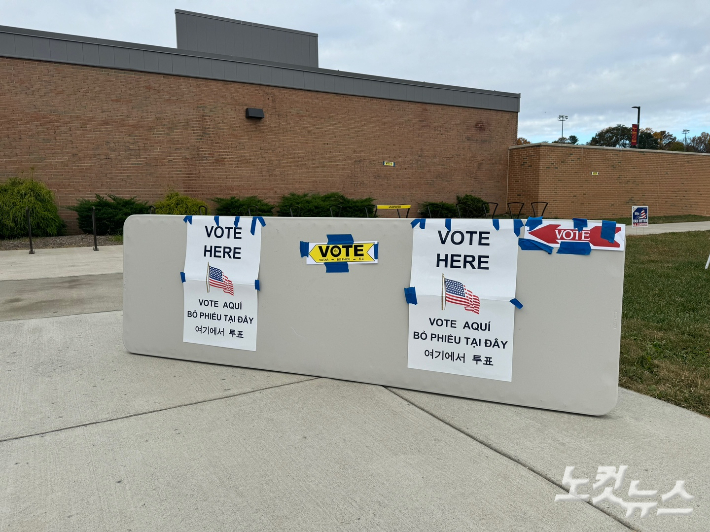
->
(419, 201), (459, 218)
(0, 177), (65, 238)
(456, 195), (490, 218)
(69, 194), (150, 235)
(212, 196), (275, 216)
(154, 191), (208, 215)
(277, 193), (375, 217)
(420, 195), (490, 218)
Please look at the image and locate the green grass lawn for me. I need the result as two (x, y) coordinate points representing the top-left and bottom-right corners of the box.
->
(620, 231), (710, 416)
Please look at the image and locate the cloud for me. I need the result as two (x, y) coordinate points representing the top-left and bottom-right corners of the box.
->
(1, 0), (708, 142)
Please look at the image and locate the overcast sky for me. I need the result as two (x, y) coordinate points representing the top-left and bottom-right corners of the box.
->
(2, 0), (708, 143)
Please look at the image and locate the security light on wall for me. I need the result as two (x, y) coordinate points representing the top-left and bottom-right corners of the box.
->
(246, 108), (264, 119)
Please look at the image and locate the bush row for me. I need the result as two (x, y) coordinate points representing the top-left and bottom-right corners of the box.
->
(0, 179), (493, 238)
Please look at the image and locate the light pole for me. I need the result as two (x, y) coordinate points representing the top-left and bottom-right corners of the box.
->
(558, 115), (568, 141)
(632, 106), (640, 148)
(683, 129), (689, 151)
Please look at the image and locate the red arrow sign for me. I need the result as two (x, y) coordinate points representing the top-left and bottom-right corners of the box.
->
(528, 224), (621, 248)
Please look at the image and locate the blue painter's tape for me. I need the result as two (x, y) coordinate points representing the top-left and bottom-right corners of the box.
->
(214, 215), (220, 226)
(518, 238), (553, 254)
(513, 219), (524, 237)
(180, 272), (186, 283)
(558, 241), (592, 255)
(325, 262), (349, 273)
(300, 241), (309, 257)
(250, 216), (266, 235)
(525, 217), (543, 230)
(183, 215), (192, 224)
(404, 287), (418, 305)
(411, 218), (426, 229)
(255, 279), (260, 291)
(373, 243), (379, 260)
(327, 234), (355, 245)
(601, 220), (617, 243)
(510, 298), (523, 309)
(445, 218), (451, 231)
(492, 219), (500, 231)
(234, 216), (240, 228)
(573, 218), (588, 232)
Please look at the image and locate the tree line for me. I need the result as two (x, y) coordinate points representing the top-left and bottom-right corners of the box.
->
(517, 128), (709, 152)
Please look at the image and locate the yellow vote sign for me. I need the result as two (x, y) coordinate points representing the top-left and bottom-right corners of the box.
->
(307, 242), (378, 264)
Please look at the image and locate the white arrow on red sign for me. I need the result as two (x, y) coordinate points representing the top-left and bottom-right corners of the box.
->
(526, 222), (625, 251)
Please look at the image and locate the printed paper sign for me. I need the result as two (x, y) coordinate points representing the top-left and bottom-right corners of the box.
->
(184, 216), (261, 282)
(182, 280), (258, 351)
(182, 216), (262, 351)
(525, 221), (626, 251)
(306, 241), (378, 264)
(408, 219), (519, 381)
(632, 206), (649, 227)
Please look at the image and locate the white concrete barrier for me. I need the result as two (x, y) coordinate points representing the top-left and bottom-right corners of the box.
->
(123, 215), (624, 415)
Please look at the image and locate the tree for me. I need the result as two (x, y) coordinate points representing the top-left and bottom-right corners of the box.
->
(552, 136), (578, 144)
(516, 137), (531, 145)
(667, 141), (686, 152)
(588, 125), (658, 149)
(688, 132), (710, 153)
(588, 125), (631, 147)
(653, 130), (678, 150)
(638, 128), (659, 150)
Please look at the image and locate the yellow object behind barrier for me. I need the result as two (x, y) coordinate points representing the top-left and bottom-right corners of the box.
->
(377, 205), (411, 210)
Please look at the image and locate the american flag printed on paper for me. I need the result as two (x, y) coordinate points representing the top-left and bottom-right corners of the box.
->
(208, 265), (234, 296)
(444, 277), (481, 314)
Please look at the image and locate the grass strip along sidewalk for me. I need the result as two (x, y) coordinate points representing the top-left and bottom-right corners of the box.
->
(620, 231), (710, 416)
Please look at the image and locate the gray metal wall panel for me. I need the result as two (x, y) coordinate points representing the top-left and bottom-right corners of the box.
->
(32, 36), (51, 60)
(158, 53), (172, 74)
(98, 45), (115, 67)
(113, 47), (129, 68)
(14, 34), (33, 56)
(184, 55), (199, 77)
(128, 49), (144, 70)
(0, 26), (520, 114)
(49, 39), (67, 61)
(175, 13), (188, 49)
(175, 10), (318, 68)
(65, 40), (83, 63)
(82, 43), (100, 66)
(224, 61), (237, 81)
(0, 33), (14, 55)
(171, 54), (186, 75)
(198, 57), (211, 78)
(211, 58), (225, 80)
(293, 70), (305, 89)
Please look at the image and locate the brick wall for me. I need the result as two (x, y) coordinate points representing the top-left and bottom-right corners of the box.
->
(508, 143), (710, 219)
(0, 57), (518, 232)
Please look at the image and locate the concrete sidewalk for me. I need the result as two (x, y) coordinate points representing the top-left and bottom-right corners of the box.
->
(626, 221), (710, 235)
(1, 311), (707, 531)
(0, 245), (123, 281)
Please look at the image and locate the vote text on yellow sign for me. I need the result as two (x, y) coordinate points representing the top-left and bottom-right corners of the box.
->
(308, 242), (378, 263)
